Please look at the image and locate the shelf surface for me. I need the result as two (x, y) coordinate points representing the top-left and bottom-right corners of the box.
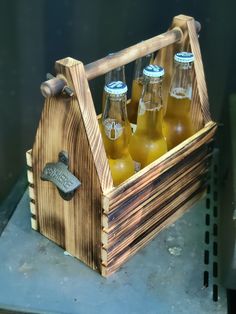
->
(0, 184), (227, 313)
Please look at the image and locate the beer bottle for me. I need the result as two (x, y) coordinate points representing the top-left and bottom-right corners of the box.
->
(129, 65), (167, 171)
(100, 81), (134, 186)
(163, 52), (195, 149)
(127, 53), (153, 124)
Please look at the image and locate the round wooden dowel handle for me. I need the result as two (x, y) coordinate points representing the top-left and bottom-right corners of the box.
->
(195, 20), (201, 33)
(40, 77), (66, 98)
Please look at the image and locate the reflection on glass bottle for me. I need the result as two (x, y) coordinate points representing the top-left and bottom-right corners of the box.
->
(129, 65), (167, 171)
(100, 81), (134, 186)
(127, 53), (153, 124)
(163, 52), (195, 150)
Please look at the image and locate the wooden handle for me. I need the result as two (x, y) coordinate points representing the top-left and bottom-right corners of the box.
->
(40, 74), (74, 98)
(84, 20), (201, 80)
(40, 77), (66, 98)
(84, 27), (183, 80)
(195, 20), (201, 33)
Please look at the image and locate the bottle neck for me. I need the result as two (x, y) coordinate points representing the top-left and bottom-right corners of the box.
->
(102, 93), (128, 123)
(133, 54), (153, 81)
(105, 66), (126, 84)
(101, 92), (131, 159)
(141, 77), (163, 110)
(170, 62), (193, 98)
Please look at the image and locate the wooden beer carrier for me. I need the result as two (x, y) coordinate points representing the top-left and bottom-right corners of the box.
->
(26, 15), (217, 276)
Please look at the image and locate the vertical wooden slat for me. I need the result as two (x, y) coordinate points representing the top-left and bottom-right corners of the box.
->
(155, 14), (209, 130)
(191, 70), (204, 131)
(187, 19), (212, 123)
(55, 58), (113, 193)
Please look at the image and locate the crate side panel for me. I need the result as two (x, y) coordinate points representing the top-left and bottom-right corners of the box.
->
(105, 172), (207, 262)
(104, 122), (216, 211)
(104, 187), (204, 276)
(106, 140), (212, 223)
(32, 95), (102, 272)
(105, 158), (209, 245)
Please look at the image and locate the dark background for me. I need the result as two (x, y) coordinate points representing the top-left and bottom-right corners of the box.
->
(0, 0), (235, 203)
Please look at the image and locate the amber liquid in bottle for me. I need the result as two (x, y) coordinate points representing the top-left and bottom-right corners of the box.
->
(100, 84), (134, 186)
(164, 88), (194, 149)
(129, 71), (167, 170)
(164, 57), (194, 150)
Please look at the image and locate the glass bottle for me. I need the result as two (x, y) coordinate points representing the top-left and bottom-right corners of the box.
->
(127, 53), (153, 124)
(100, 81), (134, 186)
(163, 52), (195, 150)
(129, 65), (167, 171)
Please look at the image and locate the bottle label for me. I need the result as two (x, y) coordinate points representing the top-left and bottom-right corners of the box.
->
(134, 160), (141, 172)
(103, 119), (123, 140)
(170, 87), (192, 100)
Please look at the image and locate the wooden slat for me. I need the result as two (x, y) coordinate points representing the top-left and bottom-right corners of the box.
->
(27, 170), (34, 185)
(31, 218), (38, 231)
(105, 180), (203, 259)
(104, 172), (206, 262)
(102, 145), (211, 231)
(191, 70), (204, 131)
(104, 158), (209, 242)
(105, 140), (211, 219)
(103, 122), (216, 211)
(26, 149), (33, 168)
(30, 201), (36, 216)
(187, 18), (211, 123)
(56, 58), (113, 193)
(101, 155), (206, 230)
(102, 190), (202, 276)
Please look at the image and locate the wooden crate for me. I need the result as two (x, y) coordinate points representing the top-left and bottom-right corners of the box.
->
(26, 15), (217, 276)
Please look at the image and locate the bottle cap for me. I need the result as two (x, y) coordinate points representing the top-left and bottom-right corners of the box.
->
(104, 81), (128, 95)
(143, 65), (164, 78)
(174, 52), (194, 63)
